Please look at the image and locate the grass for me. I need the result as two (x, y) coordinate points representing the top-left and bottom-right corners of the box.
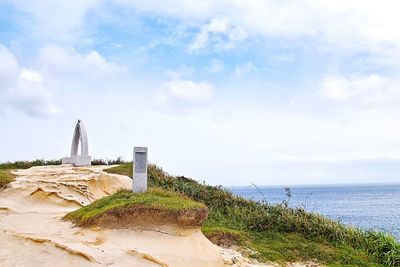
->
(0, 159), (61, 170)
(0, 170), (15, 188)
(64, 188), (206, 227)
(104, 162), (400, 266)
(202, 226), (245, 247)
(246, 231), (378, 266)
(105, 162), (131, 175)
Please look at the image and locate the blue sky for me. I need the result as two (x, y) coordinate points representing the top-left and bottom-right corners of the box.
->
(1, 0), (400, 185)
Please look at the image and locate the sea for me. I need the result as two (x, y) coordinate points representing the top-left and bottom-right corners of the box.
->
(229, 183), (400, 241)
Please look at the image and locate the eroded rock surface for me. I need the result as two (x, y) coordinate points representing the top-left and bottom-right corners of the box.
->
(0, 165), (227, 267)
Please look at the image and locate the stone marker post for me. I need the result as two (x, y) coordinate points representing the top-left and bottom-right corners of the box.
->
(133, 147), (148, 193)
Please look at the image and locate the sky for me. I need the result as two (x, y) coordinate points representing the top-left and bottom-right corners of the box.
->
(1, 1), (400, 186)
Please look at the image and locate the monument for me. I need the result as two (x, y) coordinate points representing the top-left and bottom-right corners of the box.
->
(61, 120), (92, 167)
(133, 147), (148, 192)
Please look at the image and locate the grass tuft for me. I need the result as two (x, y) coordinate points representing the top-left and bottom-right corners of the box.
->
(0, 170), (15, 188)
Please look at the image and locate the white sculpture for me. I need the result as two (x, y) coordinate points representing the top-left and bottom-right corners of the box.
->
(62, 120), (91, 167)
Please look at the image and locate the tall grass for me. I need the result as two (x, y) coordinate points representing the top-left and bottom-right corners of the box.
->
(367, 232), (400, 266)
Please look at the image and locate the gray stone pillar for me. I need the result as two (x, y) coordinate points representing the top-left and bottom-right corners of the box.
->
(133, 147), (148, 193)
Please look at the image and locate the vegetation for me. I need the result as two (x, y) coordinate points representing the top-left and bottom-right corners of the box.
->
(64, 188), (207, 227)
(91, 157), (126, 166)
(104, 161), (131, 174)
(105, 163), (400, 266)
(0, 170), (15, 188)
(0, 157), (125, 170)
(0, 159), (61, 170)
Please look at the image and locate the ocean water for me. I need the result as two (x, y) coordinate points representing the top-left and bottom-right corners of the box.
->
(230, 184), (400, 241)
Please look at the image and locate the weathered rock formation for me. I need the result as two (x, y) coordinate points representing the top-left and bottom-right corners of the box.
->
(0, 165), (229, 267)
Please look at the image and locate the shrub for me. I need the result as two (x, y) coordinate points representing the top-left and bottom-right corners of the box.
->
(0, 170), (15, 188)
(0, 159), (61, 170)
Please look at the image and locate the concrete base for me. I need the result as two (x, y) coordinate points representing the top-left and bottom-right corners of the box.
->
(62, 156), (91, 167)
(133, 172), (147, 193)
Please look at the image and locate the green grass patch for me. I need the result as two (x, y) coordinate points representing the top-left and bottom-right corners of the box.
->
(64, 188), (206, 226)
(0, 170), (15, 188)
(104, 162), (132, 176)
(104, 163), (399, 266)
(246, 230), (378, 266)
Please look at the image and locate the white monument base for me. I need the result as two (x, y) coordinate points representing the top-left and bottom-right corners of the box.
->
(62, 156), (91, 167)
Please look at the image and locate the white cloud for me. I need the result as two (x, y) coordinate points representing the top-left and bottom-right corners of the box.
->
(20, 69), (42, 82)
(6, 1), (400, 56)
(0, 44), (126, 118)
(207, 59), (224, 73)
(111, 1), (400, 64)
(319, 74), (400, 105)
(319, 76), (351, 101)
(5, 69), (61, 118)
(7, 1), (400, 62)
(0, 45), (19, 87)
(273, 53), (295, 63)
(9, 0), (102, 43)
(212, 107), (232, 123)
(0, 45), (60, 118)
(163, 65), (193, 79)
(234, 62), (256, 78)
(188, 18), (247, 52)
(153, 79), (214, 112)
(36, 45), (126, 79)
